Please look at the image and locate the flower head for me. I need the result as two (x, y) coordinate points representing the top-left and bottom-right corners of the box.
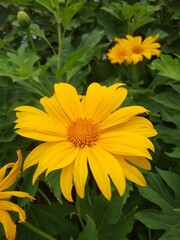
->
(107, 34), (161, 64)
(15, 83), (157, 202)
(0, 150), (34, 240)
(106, 40), (130, 64)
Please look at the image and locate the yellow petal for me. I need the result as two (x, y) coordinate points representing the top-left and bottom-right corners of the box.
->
(100, 106), (148, 130)
(86, 146), (111, 200)
(60, 162), (74, 202)
(98, 131), (154, 159)
(115, 116), (157, 137)
(91, 146), (126, 196)
(0, 163), (14, 182)
(0, 191), (35, 201)
(0, 200), (26, 222)
(73, 148), (88, 198)
(54, 83), (83, 121)
(118, 160), (146, 186)
(0, 209), (16, 240)
(31, 143), (79, 183)
(15, 106), (67, 141)
(0, 150), (21, 191)
(40, 94), (71, 126)
(125, 156), (151, 170)
(83, 83), (127, 123)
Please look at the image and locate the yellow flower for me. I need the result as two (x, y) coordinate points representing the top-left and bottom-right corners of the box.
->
(15, 83), (157, 202)
(125, 34), (161, 64)
(107, 34), (161, 64)
(0, 150), (34, 240)
(106, 40), (130, 64)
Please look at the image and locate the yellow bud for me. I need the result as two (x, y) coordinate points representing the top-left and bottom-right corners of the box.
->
(17, 11), (30, 28)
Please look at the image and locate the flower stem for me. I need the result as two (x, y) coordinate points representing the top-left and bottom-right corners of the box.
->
(22, 221), (56, 240)
(75, 194), (85, 229)
(132, 63), (140, 85)
(38, 188), (52, 205)
(53, 6), (65, 82)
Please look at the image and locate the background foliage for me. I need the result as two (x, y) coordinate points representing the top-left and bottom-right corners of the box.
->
(0, 0), (180, 239)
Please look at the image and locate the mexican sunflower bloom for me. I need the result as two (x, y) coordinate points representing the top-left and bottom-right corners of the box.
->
(107, 34), (161, 64)
(0, 150), (34, 240)
(15, 83), (157, 202)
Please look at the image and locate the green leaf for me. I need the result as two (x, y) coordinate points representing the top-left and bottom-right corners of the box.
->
(98, 208), (136, 240)
(78, 215), (98, 240)
(35, 0), (58, 13)
(166, 147), (180, 158)
(150, 91), (180, 111)
(60, 28), (104, 81)
(156, 168), (180, 198)
(135, 210), (180, 230)
(136, 171), (180, 238)
(17, 203), (79, 240)
(62, 0), (87, 29)
(45, 170), (62, 203)
(102, 1), (160, 34)
(151, 54), (180, 81)
(0, 44), (40, 82)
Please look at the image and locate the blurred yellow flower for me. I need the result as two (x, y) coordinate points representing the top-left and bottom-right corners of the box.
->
(15, 83), (157, 202)
(0, 150), (34, 240)
(107, 34), (161, 64)
(106, 40), (130, 64)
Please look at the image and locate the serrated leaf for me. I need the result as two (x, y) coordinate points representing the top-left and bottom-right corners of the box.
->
(78, 215), (98, 240)
(151, 54), (180, 81)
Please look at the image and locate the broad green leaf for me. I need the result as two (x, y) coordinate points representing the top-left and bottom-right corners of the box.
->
(166, 147), (180, 158)
(150, 91), (180, 111)
(135, 210), (180, 230)
(156, 168), (180, 199)
(151, 54), (180, 81)
(78, 215), (98, 240)
(98, 208), (136, 240)
(45, 170), (62, 203)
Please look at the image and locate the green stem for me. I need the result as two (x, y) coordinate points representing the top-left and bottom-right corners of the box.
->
(148, 228), (152, 240)
(75, 194), (85, 229)
(132, 63), (140, 85)
(43, 36), (57, 55)
(27, 29), (40, 66)
(38, 188), (52, 205)
(22, 222), (56, 240)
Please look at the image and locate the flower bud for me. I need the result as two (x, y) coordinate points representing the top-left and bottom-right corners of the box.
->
(17, 11), (30, 28)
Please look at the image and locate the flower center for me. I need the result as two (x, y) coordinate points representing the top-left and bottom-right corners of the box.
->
(67, 119), (99, 148)
(132, 45), (143, 54)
